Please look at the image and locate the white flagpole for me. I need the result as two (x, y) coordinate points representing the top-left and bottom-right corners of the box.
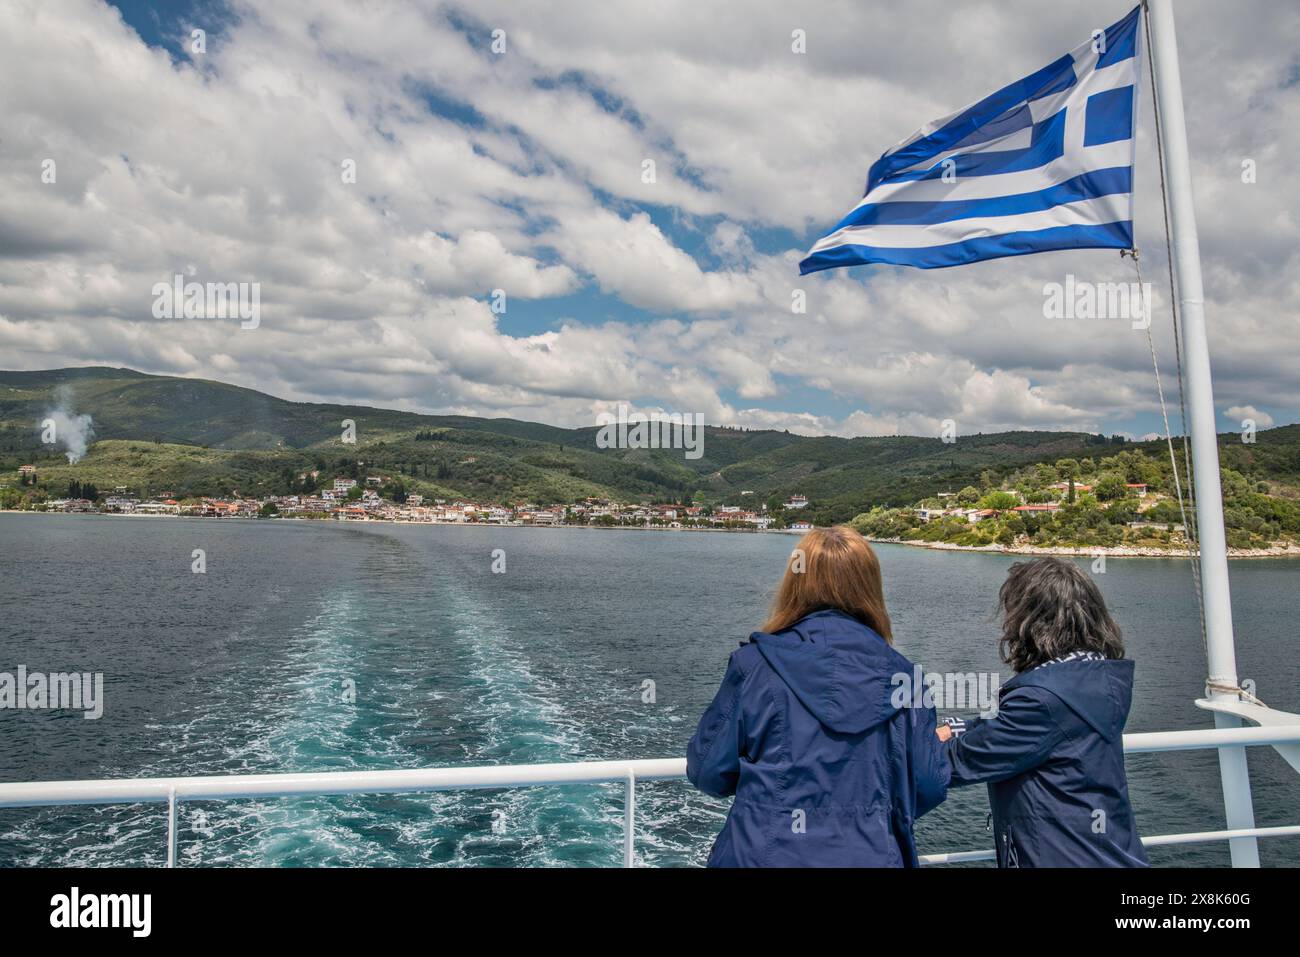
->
(1143, 0), (1259, 866)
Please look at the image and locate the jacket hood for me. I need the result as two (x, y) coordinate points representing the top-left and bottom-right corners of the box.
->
(1004, 657), (1135, 740)
(749, 609), (910, 734)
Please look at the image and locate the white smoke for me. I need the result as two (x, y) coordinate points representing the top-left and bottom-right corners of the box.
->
(41, 386), (95, 463)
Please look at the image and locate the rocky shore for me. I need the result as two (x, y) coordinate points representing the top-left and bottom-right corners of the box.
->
(865, 536), (1300, 559)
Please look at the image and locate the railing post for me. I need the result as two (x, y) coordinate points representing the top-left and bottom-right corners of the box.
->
(166, 787), (177, 868)
(1213, 713), (1260, 866)
(623, 770), (635, 868)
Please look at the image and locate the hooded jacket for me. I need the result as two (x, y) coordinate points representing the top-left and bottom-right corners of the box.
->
(686, 609), (949, 867)
(944, 657), (1149, 867)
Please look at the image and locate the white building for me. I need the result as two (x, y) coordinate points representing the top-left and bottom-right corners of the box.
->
(525, 510), (561, 525)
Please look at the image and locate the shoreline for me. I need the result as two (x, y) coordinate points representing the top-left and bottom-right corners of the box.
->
(0, 508), (800, 535)
(863, 535), (1300, 560)
(5, 508), (1299, 558)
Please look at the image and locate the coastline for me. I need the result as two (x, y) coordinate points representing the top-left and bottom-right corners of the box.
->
(0, 507), (797, 534)
(5, 509), (1299, 557)
(863, 535), (1300, 560)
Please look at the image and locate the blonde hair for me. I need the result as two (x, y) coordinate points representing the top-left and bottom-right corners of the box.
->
(762, 525), (892, 641)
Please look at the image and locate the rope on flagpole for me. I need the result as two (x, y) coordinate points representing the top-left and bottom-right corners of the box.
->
(1137, 0), (1212, 663)
(1123, 247), (1203, 640)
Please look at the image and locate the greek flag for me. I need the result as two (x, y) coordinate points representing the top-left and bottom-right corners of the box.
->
(800, 6), (1141, 274)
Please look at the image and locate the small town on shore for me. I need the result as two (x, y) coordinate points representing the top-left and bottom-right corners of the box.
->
(6, 464), (817, 531)
(7, 445), (1298, 557)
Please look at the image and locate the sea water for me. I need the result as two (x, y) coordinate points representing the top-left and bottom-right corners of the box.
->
(0, 513), (1296, 866)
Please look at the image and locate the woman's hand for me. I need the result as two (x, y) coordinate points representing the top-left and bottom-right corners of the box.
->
(935, 724), (953, 742)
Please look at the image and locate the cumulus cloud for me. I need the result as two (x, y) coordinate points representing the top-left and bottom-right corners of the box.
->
(1224, 405), (1275, 429)
(0, 0), (1295, 437)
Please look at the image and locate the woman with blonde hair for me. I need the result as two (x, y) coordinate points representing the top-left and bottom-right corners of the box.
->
(687, 525), (948, 866)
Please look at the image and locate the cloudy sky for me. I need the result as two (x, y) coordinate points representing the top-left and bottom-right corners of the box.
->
(1, 0), (1295, 438)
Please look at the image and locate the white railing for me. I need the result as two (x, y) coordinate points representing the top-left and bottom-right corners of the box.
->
(2, 726), (1299, 867)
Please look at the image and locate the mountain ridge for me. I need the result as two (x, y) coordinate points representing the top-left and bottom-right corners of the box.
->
(3, 367), (1295, 525)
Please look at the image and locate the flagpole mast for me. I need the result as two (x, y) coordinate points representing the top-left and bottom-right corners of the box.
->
(1143, 0), (1259, 866)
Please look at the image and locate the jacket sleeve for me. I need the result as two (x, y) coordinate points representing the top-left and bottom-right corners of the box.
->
(944, 687), (1065, 787)
(686, 650), (748, 798)
(910, 702), (950, 818)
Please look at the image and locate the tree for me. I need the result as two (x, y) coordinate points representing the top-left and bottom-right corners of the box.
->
(1094, 472), (1127, 501)
(380, 479), (408, 503)
(956, 485), (981, 505)
(978, 491), (1019, 510)
(1106, 500), (1138, 524)
(1144, 500), (1181, 524)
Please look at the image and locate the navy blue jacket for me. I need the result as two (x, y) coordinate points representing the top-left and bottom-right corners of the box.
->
(686, 609), (949, 867)
(944, 657), (1149, 867)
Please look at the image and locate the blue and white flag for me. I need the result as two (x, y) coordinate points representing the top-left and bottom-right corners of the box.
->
(800, 6), (1141, 274)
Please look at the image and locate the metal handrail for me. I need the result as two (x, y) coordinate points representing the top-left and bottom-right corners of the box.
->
(2, 726), (1298, 867)
(0, 757), (687, 807)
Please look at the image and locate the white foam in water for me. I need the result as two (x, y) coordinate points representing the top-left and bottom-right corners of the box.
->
(141, 565), (624, 867)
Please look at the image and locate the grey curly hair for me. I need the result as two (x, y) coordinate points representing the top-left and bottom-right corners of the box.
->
(997, 557), (1125, 672)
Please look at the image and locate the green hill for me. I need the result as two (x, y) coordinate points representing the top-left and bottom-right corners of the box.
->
(2, 367), (1296, 525)
(852, 438), (1300, 552)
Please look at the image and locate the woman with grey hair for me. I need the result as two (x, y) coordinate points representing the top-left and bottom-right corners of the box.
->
(938, 556), (1148, 867)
